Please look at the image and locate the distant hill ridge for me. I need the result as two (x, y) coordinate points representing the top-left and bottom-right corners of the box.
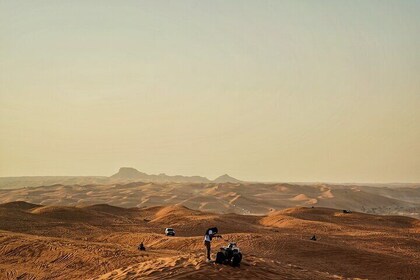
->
(0, 168), (242, 188)
(110, 167), (241, 183)
(213, 174), (242, 183)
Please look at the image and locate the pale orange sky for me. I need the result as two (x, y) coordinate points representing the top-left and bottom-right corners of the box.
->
(0, 1), (419, 182)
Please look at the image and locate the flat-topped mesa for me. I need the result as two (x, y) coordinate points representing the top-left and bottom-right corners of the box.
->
(110, 167), (148, 180)
(109, 167), (211, 183)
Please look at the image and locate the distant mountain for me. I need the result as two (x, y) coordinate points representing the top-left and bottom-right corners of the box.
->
(0, 168), (244, 189)
(110, 168), (244, 184)
(110, 167), (211, 183)
(213, 174), (241, 183)
(110, 167), (148, 180)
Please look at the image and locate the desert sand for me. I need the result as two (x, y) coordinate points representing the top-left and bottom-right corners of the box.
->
(1, 180), (419, 219)
(1, 168), (419, 219)
(0, 201), (419, 280)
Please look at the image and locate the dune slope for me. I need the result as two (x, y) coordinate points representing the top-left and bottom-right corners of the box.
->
(0, 203), (419, 280)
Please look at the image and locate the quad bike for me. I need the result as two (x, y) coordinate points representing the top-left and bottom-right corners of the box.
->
(215, 242), (242, 267)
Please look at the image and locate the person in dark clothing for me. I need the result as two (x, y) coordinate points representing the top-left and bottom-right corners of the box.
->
(138, 242), (146, 251)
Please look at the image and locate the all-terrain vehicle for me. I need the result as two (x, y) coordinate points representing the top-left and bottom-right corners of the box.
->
(215, 242), (242, 267)
(165, 228), (175, 236)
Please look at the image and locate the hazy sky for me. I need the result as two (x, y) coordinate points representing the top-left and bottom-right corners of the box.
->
(1, 1), (419, 182)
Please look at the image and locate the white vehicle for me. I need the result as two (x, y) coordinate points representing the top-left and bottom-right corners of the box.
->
(165, 228), (175, 236)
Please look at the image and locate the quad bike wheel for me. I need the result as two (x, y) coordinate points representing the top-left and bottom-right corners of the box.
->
(215, 251), (226, 264)
(231, 252), (242, 267)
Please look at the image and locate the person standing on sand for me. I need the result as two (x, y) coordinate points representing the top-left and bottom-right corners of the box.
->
(138, 241), (146, 251)
(204, 227), (221, 262)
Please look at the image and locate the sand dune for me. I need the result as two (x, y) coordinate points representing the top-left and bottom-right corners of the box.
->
(1, 182), (419, 218)
(290, 194), (311, 201)
(0, 202), (419, 279)
(92, 253), (336, 280)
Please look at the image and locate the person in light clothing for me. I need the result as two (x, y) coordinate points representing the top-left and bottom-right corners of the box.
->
(204, 227), (222, 262)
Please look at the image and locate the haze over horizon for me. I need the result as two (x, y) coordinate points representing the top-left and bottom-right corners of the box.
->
(1, 1), (419, 183)
(0, 166), (419, 185)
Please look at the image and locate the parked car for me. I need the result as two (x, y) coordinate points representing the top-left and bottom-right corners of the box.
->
(165, 228), (175, 236)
